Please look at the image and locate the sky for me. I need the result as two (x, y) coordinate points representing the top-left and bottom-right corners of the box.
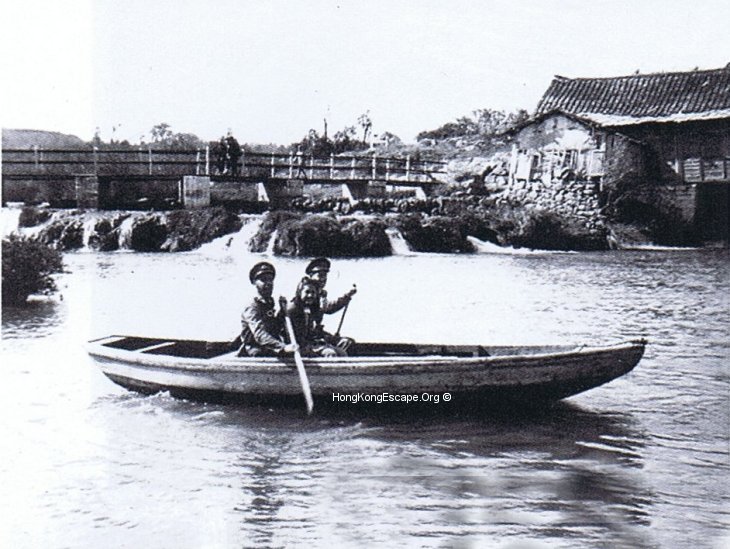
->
(2, 0), (729, 145)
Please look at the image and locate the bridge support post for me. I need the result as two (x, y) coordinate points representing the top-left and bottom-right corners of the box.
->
(367, 180), (386, 198)
(75, 175), (99, 209)
(342, 181), (368, 202)
(259, 179), (303, 206)
(180, 175), (211, 209)
(342, 180), (386, 202)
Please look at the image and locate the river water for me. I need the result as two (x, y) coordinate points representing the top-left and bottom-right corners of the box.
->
(1, 215), (729, 548)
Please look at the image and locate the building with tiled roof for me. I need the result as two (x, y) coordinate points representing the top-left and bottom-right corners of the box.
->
(502, 66), (729, 241)
(536, 65), (730, 127)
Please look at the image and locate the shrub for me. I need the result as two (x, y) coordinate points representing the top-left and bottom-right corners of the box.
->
(18, 206), (52, 228)
(2, 235), (64, 305)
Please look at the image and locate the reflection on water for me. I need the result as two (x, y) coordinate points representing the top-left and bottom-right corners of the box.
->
(1, 248), (728, 548)
(1, 300), (64, 339)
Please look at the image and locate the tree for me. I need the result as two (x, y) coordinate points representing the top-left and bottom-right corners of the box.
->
(148, 123), (204, 149)
(293, 129), (334, 158)
(378, 132), (402, 147)
(150, 123), (173, 144)
(501, 109), (530, 133)
(293, 114), (374, 157)
(2, 235), (64, 305)
(333, 126), (361, 154)
(416, 108), (530, 142)
(357, 111), (373, 144)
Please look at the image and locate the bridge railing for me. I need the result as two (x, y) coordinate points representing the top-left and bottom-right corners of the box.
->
(2, 147), (447, 184)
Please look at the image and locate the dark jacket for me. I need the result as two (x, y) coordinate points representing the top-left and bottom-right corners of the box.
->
(309, 287), (351, 339)
(286, 300), (320, 346)
(240, 296), (286, 356)
(319, 288), (350, 315)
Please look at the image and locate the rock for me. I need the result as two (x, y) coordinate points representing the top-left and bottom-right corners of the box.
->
(18, 206), (52, 228)
(394, 214), (473, 253)
(87, 218), (119, 251)
(161, 207), (242, 252)
(35, 215), (84, 251)
(249, 211), (303, 253)
(342, 218), (391, 257)
(129, 214), (167, 252)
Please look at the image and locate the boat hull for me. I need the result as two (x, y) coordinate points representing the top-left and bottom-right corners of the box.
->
(88, 337), (646, 408)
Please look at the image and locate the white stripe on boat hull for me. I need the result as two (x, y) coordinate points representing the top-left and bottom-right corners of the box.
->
(88, 341), (644, 401)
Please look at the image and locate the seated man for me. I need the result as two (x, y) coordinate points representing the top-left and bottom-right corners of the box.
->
(304, 257), (357, 352)
(285, 277), (343, 357)
(239, 261), (298, 357)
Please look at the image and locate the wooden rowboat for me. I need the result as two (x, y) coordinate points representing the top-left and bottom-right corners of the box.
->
(87, 336), (646, 409)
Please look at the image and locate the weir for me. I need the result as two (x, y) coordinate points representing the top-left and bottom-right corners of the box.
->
(385, 227), (412, 255)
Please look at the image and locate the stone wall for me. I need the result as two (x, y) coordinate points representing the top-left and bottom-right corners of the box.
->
(489, 173), (605, 234)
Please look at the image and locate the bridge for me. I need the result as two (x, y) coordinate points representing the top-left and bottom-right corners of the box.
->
(1, 147), (447, 209)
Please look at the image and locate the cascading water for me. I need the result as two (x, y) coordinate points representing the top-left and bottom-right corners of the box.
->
(385, 227), (412, 255)
(82, 216), (98, 250)
(196, 215), (265, 257)
(117, 216), (137, 249)
(265, 229), (277, 255)
(1, 206), (22, 237)
(466, 235), (573, 255)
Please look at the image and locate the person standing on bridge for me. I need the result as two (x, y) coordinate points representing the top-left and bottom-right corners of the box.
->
(214, 136), (227, 174)
(225, 131), (242, 176)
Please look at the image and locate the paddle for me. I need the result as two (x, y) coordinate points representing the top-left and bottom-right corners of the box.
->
(335, 284), (356, 338)
(283, 307), (314, 415)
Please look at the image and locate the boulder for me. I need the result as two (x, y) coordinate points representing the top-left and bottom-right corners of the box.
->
(342, 218), (391, 257)
(394, 214), (472, 253)
(161, 207), (242, 252)
(35, 215), (84, 251)
(128, 215), (168, 252)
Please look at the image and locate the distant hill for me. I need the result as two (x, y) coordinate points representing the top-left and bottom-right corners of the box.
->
(2, 129), (86, 149)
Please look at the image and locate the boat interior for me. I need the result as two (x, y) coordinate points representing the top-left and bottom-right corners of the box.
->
(92, 336), (576, 359)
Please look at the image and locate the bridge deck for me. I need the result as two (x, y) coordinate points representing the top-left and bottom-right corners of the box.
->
(2, 148), (446, 187)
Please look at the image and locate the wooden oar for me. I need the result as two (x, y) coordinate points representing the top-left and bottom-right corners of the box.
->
(284, 313), (314, 415)
(335, 284), (356, 337)
(334, 302), (349, 338)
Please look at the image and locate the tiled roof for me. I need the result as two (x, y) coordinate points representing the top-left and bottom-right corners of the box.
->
(536, 66), (730, 124)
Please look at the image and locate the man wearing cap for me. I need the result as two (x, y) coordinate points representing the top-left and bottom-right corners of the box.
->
(239, 261), (298, 357)
(304, 257), (357, 349)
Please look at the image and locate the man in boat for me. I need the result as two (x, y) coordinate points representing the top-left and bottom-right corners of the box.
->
(303, 257), (357, 352)
(284, 278), (343, 357)
(239, 261), (299, 357)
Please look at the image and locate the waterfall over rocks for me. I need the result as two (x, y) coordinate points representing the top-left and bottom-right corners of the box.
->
(1, 205), (22, 237)
(196, 215), (265, 257)
(265, 229), (277, 255)
(385, 227), (412, 255)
